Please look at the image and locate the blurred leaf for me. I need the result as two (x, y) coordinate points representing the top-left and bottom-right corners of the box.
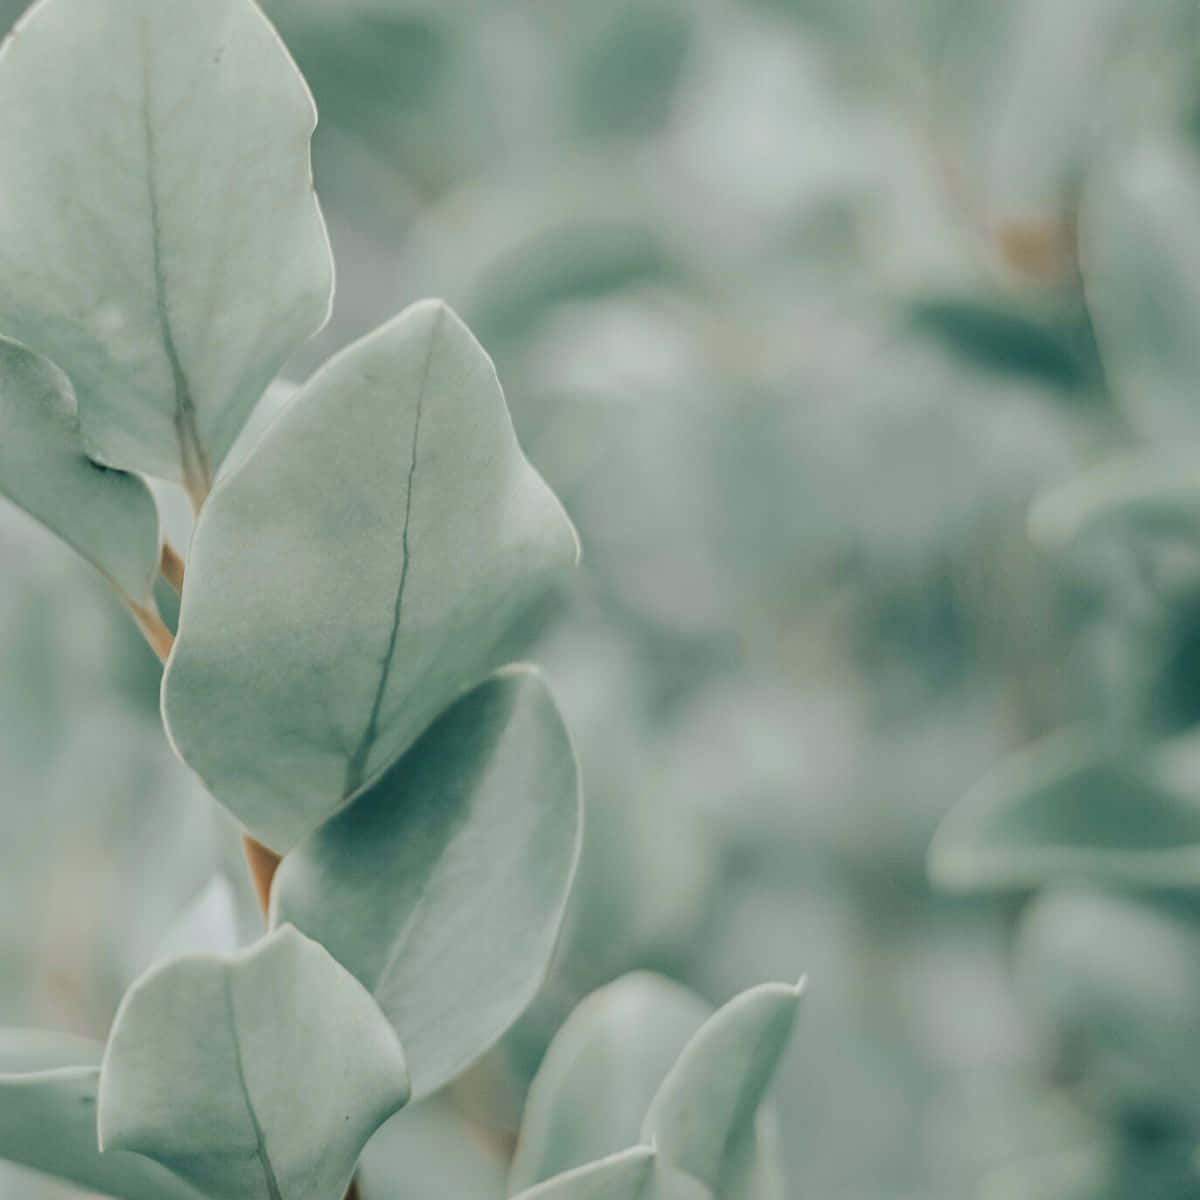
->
(508, 973), (711, 1193)
(98, 926), (410, 1200)
(272, 668), (581, 1100)
(641, 981), (804, 1197)
(930, 731), (1200, 891)
(0, 338), (160, 610)
(1017, 889), (1200, 1127)
(0, 0), (332, 493)
(148, 875), (240, 966)
(163, 300), (579, 850)
(510, 1146), (657, 1200)
(1082, 140), (1200, 440)
(0, 1030), (205, 1199)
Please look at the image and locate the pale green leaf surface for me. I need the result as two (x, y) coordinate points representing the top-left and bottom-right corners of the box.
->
(1081, 141), (1200, 440)
(0, 1030), (205, 1200)
(508, 973), (712, 1194)
(0, 0), (332, 490)
(509, 1147), (657, 1200)
(271, 666), (582, 1099)
(929, 731), (1200, 892)
(0, 338), (159, 608)
(163, 299), (580, 850)
(149, 874), (240, 966)
(641, 980), (804, 1195)
(98, 925), (410, 1200)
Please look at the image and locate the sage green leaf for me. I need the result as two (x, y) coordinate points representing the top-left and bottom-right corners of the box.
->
(0, 338), (160, 610)
(0, 0), (333, 495)
(163, 299), (580, 850)
(1029, 452), (1200, 553)
(271, 666), (581, 1099)
(1081, 141), (1200, 440)
(929, 731), (1200, 892)
(149, 874), (240, 965)
(1017, 889), (1200, 1125)
(641, 981), (804, 1196)
(98, 925), (410, 1200)
(508, 973), (712, 1193)
(509, 1147), (657, 1200)
(0, 1030), (205, 1200)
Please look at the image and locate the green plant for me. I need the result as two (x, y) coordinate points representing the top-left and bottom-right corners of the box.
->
(0, 1), (802, 1198)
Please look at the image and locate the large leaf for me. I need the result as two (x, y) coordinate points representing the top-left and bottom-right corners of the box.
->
(641, 981), (804, 1197)
(0, 1030), (205, 1200)
(163, 299), (579, 850)
(508, 973), (712, 1194)
(271, 666), (582, 1099)
(0, 337), (160, 610)
(98, 925), (410, 1200)
(0, 0), (332, 495)
(929, 731), (1200, 891)
(510, 1147), (658, 1200)
(1081, 141), (1200, 440)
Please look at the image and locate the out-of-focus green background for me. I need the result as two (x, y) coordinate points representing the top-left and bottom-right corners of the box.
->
(5, 1), (1200, 1196)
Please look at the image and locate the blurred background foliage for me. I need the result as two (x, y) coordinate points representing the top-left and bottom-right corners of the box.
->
(5, 0), (1200, 1196)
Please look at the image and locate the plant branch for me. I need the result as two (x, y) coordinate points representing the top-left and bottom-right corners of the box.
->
(160, 541), (186, 592)
(241, 834), (281, 916)
(127, 601), (174, 662)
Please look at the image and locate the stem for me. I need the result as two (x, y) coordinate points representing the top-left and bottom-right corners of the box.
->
(128, 602), (174, 662)
(241, 834), (281, 916)
(160, 541), (186, 593)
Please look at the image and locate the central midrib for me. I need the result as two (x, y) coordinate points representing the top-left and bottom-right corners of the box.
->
(341, 306), (443, 797)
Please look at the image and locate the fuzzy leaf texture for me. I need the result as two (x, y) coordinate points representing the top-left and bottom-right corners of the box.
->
(98, 925), (410, 1200)
(163, 299), (580, 851)
(0, 0), (332, 496)
(271, 666), (581, 1098)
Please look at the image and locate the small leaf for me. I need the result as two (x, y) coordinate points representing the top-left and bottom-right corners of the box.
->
(163, 299), (579, 850)
(1082, 140), (1200, 440)
(508, 973), (712, 1194)
(509, 1146), (657, 1200)
(641, 980), (804, 1195)
(929, 731), (1200, 892)
(98, 925), (410, 1200)
(0, 1030), (204, 1199)
(271, 666), (582, 1099)
(0, 337), (160, 610)
(0, 0), (333, 495)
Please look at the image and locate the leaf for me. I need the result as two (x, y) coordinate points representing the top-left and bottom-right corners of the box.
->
(0, 0), (332, 496)
(98, 925), (410, 1200)
(509, 1147), (657, 1200)
(1081, 140), (1200, 440)
(0, 337), (160, 610)
(508, 973), (712, 1194)
(149, 874), (240, 965)
(929, 731), (1200, 892)
(0, 1030), (205, 1200)
(163, 299), (579, 851)
(271, 666), (582, 1099)
(1017, 889), (1200, 1125)
(641, 980), (804, 1196)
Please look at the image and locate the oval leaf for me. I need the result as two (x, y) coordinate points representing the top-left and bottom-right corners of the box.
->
(0, 1030), (205, 1200)
(163, 299), (579, 850)
(1081, 140), (1200, 440)
(271, 666), (582, 1099)
(0, 0), (333, 494)
(641, 980), (804, 1195)
(0, 338), (160, 609)
(508, 973), (712, 1194)
(929, 731), (1200, 892)
(98, 925), (410, 1200)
